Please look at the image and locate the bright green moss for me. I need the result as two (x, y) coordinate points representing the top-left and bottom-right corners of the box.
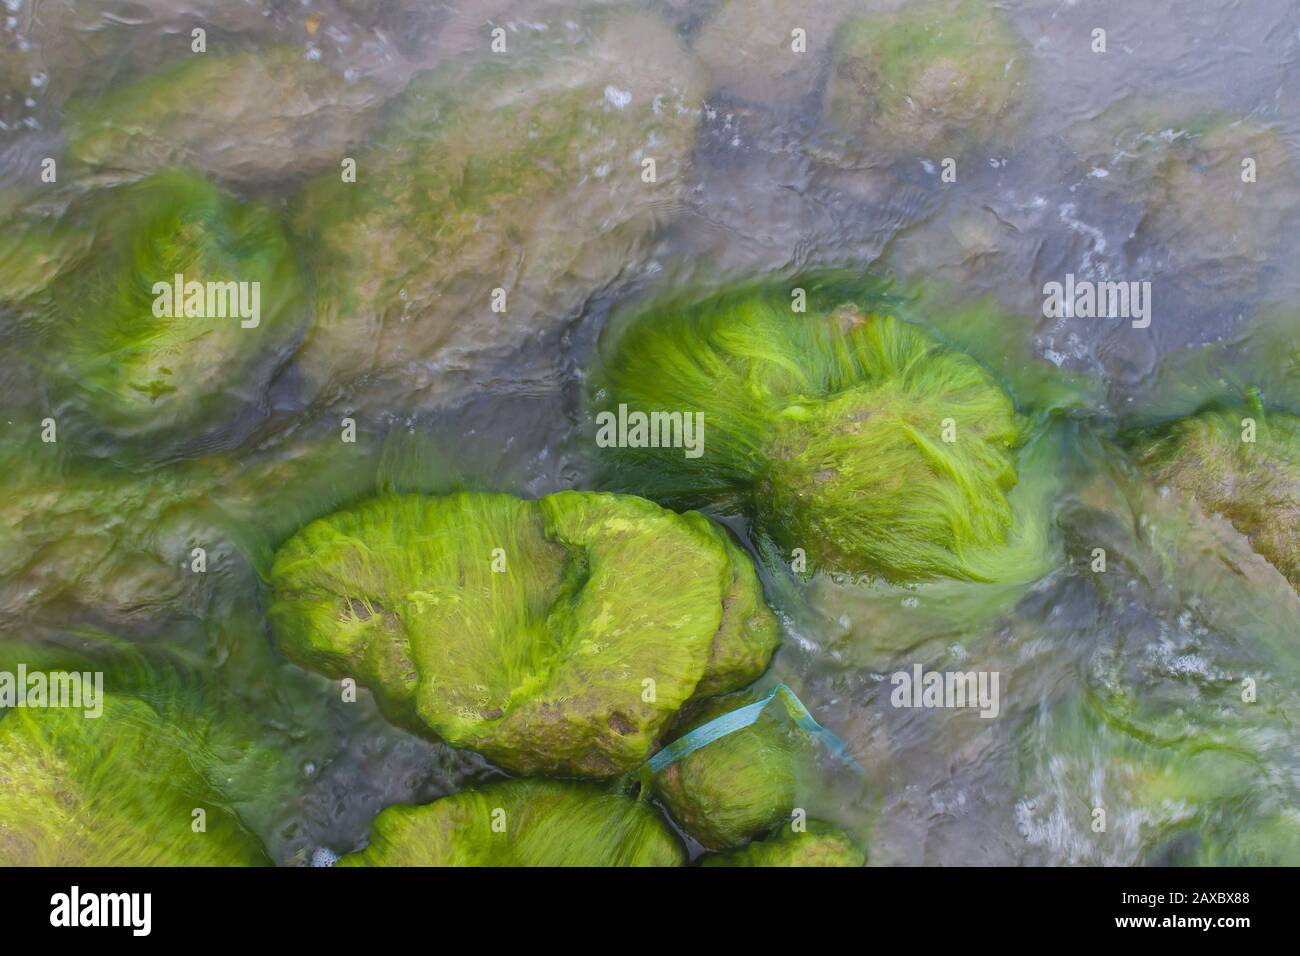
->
(1139, 407), (1299, 590)
(288, 8), (701, 395)
(590, 279), (1030, 583)
(269, 491), (778, 777)
(700, 821), (864, 867)
(0, 696), (269, 865)
(653, 690), (801, 848)
(824, 0), (1024, 155)
(339, 779), (684, 866)
(67, 47), (379, 182)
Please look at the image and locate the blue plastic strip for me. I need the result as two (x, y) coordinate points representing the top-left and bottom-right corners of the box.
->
(645, 683), (864, 776)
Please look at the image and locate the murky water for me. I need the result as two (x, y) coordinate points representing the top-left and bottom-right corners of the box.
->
(1, 0), (1298, 865)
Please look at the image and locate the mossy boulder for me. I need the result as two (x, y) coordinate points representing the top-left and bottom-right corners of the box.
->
(683, 515), (782, 697)
(2, 170), (305, 444)
(288, 6), (702, 400)
(653, 690), (801, 848)
(340, 779), (684, 866)
(269, 491), (779, 777)
(1138, 407), (1298, 590)
(589, 280), (1029, 583)
(700, 821), (864, 866)
(823, 0), (1024, 156)
(67, 47), (382, 182)
(0, 696), (269, 865)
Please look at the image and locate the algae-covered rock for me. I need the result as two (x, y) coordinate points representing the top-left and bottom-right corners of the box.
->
(700, 821), (864, 867)
(0, 695), (270, 865)
(1138, 407), (1299, 590)
(289, 6), (702, 400)
(0, 0), (272, 124)
(589, 279), (1029, 583)
(4, 170), (305, 444)
(653, 690), (801, 848)
(1189, 811), (1300, 866)
(0, 435), (231, 631)
(823, 0), (1024, 156)
(684, 515), (783, 698)
(0, 203), (92, 308)
(67, 47), (382, 182)
(340, 779), (684, 866)
(269, 491), (778, 777)
(1016, 689), (1283, 865)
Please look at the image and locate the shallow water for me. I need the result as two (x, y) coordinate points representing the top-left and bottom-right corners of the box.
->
(1, 0), (1298, 865)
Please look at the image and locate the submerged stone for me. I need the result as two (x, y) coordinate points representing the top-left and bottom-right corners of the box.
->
(1190, 811), (1300, 866)
(653, 690), (802, 848)
(0, 0), (272, 125)
(3, 170), (305, 445)
(589, 280), (1031, 583)
(269, 491), (778, 777)
(0, 441), (219, 631)
(1139, 407), (1299, 590)
(339, 779), (684, 866)
(288, 6), (702, 402)
(823, 0), (1024, 157)
(692, 0), (858, 106)
(1017, 689), (1286, 865)
(0, 695), (270, 865)
(700, 821), (864, 867)
(1074, 110), (1299, 287)
(67, 47), (382, 182)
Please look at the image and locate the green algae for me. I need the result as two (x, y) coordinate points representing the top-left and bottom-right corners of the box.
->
(824, 0), (1025, 156)
(700, 820), (864, 867)
(2, 170), (305, 445)
(340, 779), (684, 866)
(589, 277), (1047, 584)
(0, 689), (270, 865)
(269, 491), (778, 777)
(802, 422), (1065, 665)
(1017, 687), (1290, 865)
